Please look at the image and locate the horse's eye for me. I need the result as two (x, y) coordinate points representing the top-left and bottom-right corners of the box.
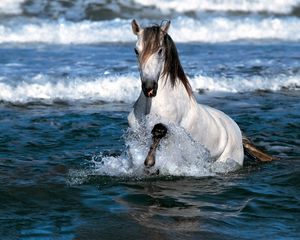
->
(158, 48), (163, 56)
(134, 48), (139, 56)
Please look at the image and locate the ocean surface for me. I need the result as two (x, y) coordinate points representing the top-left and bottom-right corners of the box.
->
(0, 0), (300, 239)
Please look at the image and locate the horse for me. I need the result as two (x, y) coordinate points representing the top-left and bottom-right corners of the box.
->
(128, 19), (275, 172)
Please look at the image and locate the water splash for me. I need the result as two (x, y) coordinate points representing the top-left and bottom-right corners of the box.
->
(67, 115), (249, 184)
(93, 123), (214, 178)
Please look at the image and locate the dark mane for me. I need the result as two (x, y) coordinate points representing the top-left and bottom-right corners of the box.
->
(162, 33), (193, 97)
(143, 26), (194, 97)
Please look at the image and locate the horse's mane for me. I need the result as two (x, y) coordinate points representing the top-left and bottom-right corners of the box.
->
(142, 25), (193, 97)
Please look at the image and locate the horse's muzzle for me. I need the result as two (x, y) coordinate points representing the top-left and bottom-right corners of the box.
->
(142, 81), (158, 98)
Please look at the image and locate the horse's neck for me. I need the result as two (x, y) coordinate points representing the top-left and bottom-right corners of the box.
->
(136, 76), (196, 124)
(155, 75), (193, 107)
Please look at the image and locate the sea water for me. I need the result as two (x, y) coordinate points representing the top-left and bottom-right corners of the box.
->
(0, 0), (300, 239)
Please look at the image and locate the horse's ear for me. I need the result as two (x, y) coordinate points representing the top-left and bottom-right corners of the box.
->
(161, 20), (171, 34)
(132, 19), (140, 35)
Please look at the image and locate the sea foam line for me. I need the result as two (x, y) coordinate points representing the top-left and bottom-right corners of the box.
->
(1, 0), (299, 17)
(134, 0), (300, 14)
(0, 74), (140, 103)
(190, 74), (300, 92)
(0, 0), (26, 15)
(0, 74), (299, 103)
(1, 16), (300, 44)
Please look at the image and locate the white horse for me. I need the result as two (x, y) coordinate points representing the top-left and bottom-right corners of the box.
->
(128, 20), (275, 172)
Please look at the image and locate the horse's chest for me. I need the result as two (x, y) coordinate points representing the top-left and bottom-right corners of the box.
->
(150, 99), (181, 123)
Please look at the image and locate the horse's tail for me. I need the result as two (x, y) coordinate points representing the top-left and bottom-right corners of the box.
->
(242, 136), (278, 162)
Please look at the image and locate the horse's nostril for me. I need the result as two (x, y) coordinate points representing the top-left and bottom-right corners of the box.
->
(142, 81), (157, 97)
(147, 89), (154, 97)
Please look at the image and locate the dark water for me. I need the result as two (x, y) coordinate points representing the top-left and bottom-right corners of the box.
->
(0, 42), (300, 239)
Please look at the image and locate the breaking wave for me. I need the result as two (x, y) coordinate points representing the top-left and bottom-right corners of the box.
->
(0, 73), (299, 104)
(1, 0), (300, 19)
(1, 17), (300, 44)
(1, 0), (300, 44)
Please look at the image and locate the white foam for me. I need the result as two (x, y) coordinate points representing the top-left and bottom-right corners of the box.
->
(1, 0), (299, 19)
(0, 74), (299, 104)
(0, 74), (140, 103)
(0, 0), (26, 15)
(90, 119), (217, 178)
(1, 16), (300, 44)
(134, 0), (300, 14)
(190, 74), (300, 92)
(0, 18), (134, 44)
(80, 115), (245, 179)
(170, 16), (300, 43)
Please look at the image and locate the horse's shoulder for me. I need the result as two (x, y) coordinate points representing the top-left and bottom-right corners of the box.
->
(200, 104), (230, 121)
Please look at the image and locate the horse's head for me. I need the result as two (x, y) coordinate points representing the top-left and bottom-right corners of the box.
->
(131, 19), (171, 98)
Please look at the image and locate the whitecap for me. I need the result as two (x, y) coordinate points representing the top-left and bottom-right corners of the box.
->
(0, 73), (299, 104)
(1, 16), (300, 44)
(134, 0), (300, 15)
(0, 0), (26, 15)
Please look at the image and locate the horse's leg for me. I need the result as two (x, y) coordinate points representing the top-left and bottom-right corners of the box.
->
(144, 123), (168, 168)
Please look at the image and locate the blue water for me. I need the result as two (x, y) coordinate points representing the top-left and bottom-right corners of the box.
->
(1, 1), (300, 239)
(1, 42), (299, 239)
